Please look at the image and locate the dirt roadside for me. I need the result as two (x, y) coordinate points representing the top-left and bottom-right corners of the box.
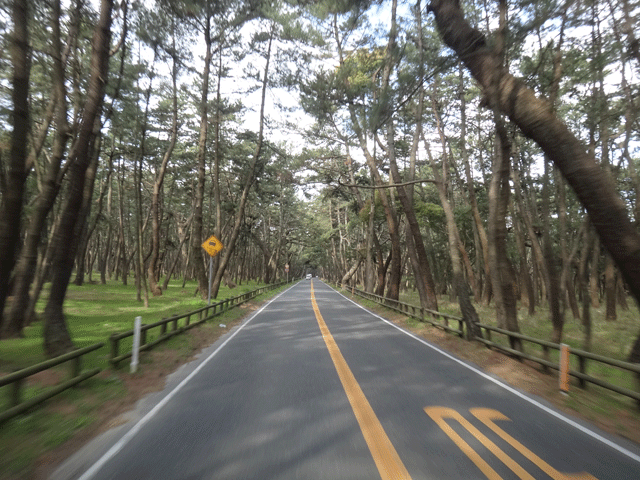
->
(30, 292), (640, 479)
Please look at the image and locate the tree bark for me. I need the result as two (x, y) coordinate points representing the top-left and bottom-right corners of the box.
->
(425, 132), (482, 340)
(192, 13), (213, 298)
(210, 24), (275, 299)
(73, 135), (102, 286)
(428, 0), (640, 357)
(0, 0), (30, 333)
(3, 0), (71, 337)
(149, 28), (179, 297)
(42, 0), (113, 357)
(342, 256), (364, 286)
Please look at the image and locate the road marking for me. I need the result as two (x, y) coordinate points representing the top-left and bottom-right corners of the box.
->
(425, 407), (598, 480)
(311, 283), (412, 480)
(425, 406), (527, 479)
(470, 408), (597, 480)
(329, 284), (640, 465)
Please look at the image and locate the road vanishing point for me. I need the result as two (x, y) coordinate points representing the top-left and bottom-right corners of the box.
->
(52, 281), (640, 480)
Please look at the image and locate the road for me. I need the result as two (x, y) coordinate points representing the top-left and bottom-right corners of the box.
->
(53, 280), (640, 479)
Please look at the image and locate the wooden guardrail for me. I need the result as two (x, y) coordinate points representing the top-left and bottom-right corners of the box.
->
(0, 280), (291, 423)
(0, 343), (104, 425)
(476, 323), (640, 404)
(342, 284), (465, 337)
(109, 281), (288, 367)
(341, 283), (640, 406)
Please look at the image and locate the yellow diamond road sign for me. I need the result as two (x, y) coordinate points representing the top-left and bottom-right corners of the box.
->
(202, 235), (223, 257)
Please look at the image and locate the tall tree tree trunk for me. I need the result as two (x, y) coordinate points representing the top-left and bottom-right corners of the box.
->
(363, 188), (376, 292)
(459, 65), (490, 305)
(489, 124), (520, 347)
(0, 0), (30, 333)
(73, 136), (101, 286)
(213, 45), (224, 279)
(42, 0), (113, 357)
(578, 226), (595, 351)
(210, 25), (274, 299)
(191, 14), (213, 298)
(428, 0), (640, 357)
(149, 29), (178, 297)
(426, 132), (482, 339)
(3, 0), (69, 337)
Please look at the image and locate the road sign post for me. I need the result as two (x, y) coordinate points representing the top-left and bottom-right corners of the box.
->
(201, 235), (224, 304)
(208, 257), (213, 305)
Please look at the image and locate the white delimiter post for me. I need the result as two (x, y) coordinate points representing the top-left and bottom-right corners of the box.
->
(131, 316), (142, 373)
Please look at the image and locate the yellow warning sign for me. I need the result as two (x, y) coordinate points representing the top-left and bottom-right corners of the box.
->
(202, 235), (223, 257)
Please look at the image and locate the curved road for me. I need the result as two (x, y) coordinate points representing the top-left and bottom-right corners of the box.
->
(53, 280), (640, 479)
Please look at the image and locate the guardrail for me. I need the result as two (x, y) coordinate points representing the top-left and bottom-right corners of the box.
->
(477, 323), (640, 404)
(0, 343), (104, 425)
(342, 284), (465, 337)
(1, 280), (291, 423)
(109, 281), (288, 367)
(341, 283), (640, 407)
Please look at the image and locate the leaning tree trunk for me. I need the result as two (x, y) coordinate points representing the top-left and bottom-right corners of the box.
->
(149, 32), (178, 297)
(428, 0), (640, 358)
(74, 137), (101, 286)
(0, 0), (30, 333)
(426, 134), (482, 340)
(42, 0), (113, 357)
(459, 64), (490, 305)
(210, 25), (274, 299)
(386, 0), (438, 312)
(342, 256), (364, 286)
(489, 123), (521, 348)
(191, 14), (213, 299)
(3, 0), (72, 337)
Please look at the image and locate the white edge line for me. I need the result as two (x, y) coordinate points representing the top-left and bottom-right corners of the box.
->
(328, 283), (640, 464)
(77, 285), (294, 480)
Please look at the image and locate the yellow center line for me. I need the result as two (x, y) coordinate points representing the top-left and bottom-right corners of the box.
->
(310, 282), (412, 480)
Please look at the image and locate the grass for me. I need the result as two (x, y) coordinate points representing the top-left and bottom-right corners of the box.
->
(399, 289), (639, 360)
(0, 276), (284, 480)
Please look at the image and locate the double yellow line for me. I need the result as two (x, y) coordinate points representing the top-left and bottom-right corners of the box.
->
(310, 283), (412, 480)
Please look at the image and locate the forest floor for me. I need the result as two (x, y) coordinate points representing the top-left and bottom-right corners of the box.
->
(3, 282), (640, 480)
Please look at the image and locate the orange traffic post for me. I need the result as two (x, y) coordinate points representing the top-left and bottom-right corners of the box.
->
(559, 343), (570, 394)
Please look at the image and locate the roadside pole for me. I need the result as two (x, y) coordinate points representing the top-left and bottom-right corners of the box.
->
(208, 256), (213, 305)
(560, 343), (570, 394)
(131, 316), (142, 373)
(201, 235), (224, 304)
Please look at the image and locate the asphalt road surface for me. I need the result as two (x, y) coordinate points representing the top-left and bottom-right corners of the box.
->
(53, 280), (640, 479)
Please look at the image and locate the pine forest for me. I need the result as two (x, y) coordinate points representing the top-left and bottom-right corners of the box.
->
(1, 0), (640, 364)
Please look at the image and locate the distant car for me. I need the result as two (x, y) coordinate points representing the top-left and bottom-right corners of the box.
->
(306, 274), (312, 279)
